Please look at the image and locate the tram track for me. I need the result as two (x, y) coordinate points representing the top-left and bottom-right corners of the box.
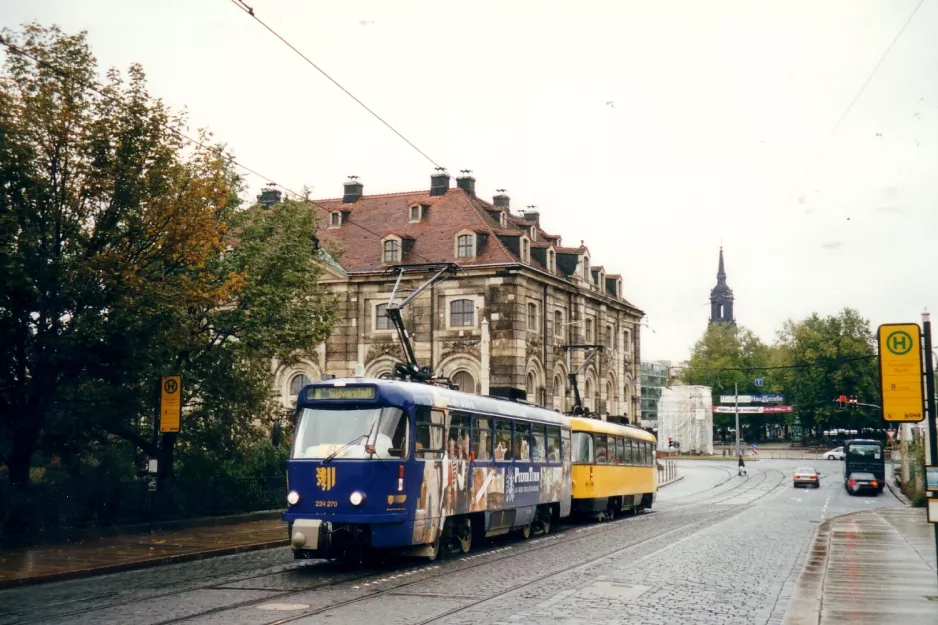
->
(6, 466), (788, 625)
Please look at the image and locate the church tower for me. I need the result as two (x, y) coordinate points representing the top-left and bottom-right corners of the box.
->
(709, 247), (735, 325)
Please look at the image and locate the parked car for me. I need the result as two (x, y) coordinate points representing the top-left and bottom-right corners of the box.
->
(793, 467), (820, 488)
(845, 472), (879, 496)
(824, 447), (844, 460)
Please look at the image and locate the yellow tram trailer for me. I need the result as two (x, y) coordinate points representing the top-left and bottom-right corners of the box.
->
(569, 416), (657, 520)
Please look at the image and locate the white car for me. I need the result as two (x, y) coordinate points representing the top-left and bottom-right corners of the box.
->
(824, 447), (844, 460)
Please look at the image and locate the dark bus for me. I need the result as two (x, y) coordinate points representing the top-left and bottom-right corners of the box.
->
(843, 439), (885, 493)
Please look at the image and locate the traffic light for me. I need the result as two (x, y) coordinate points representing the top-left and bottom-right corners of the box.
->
(668, 437), (673, 449)
(849, 396), (859, 408)
(838, 395), (846, 408)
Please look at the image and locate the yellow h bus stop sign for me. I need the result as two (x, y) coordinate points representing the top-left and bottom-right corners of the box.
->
(878, 324), (924, 423)
(160, 376), (182, 433)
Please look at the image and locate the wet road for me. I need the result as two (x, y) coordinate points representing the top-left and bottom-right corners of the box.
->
(0, 459), (903, 625)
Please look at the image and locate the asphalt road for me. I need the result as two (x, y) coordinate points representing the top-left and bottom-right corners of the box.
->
(0, 459), (902, 625)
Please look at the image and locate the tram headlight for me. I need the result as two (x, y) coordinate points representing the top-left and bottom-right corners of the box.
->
(287, 490), (301, 506)
(349, 491), (365, 506)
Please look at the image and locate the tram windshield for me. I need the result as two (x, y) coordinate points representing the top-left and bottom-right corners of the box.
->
(292, 406), (407, 459)
(846, 443), (882, 459)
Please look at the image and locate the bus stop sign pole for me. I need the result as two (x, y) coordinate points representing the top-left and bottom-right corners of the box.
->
(922, 312), (938, 586)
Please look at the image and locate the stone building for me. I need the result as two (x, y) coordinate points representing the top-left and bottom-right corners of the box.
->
(271, 172), (645, 422)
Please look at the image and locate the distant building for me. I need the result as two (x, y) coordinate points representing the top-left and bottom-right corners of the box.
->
(657, 385), (713, 454)
(640, 360), (670, 428)
(709, 247), (735, 326)
(268, 172), (644, 421)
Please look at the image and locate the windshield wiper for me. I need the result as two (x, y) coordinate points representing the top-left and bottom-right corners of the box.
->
(322, 434), (367, 464)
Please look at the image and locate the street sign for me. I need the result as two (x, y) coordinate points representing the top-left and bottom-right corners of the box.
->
(719, 394), (784, 404)
(713, 405), (793, 414)
(877, 324), (924, 423)
(160, 376), (182, 433)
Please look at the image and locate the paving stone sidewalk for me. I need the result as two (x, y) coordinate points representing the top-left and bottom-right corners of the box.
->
(782, 508), (938, 625)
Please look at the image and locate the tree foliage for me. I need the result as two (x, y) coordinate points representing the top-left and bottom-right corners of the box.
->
(0, 23), (337, 511)
(774, 308), (878, 434)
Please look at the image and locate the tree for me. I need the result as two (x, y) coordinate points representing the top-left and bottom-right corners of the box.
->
(774, 308), (878, 437)
(0, 23), (337, 509)
(680, 323), (780, 441)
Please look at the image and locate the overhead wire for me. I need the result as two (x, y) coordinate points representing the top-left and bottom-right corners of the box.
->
(0, 34), (438, 265)
(746, 0), (927, 249)
(229, 0), (445, 172)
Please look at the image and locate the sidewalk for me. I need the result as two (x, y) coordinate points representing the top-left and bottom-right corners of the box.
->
(782, 508), (938, 625)
(0, 516), (288, 588)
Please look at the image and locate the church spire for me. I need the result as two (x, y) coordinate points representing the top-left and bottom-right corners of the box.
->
(717, 246), (726, 282)
(709, 246), (735, 326)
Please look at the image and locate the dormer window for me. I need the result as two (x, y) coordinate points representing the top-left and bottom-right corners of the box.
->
(583, 256), (590, 281)
(530, 226), (537, 241)
(547, 249), (555, 273)
(598, 270), (604, 288)
(617, 278), (623, 299)
(499, 212), (507, 227)
(409, 204), (422, 222)
(330, 211), (342, 228)
(383, 238), (401, 263)
(521, 237), (530, 263)
(454, 229), (477, 259)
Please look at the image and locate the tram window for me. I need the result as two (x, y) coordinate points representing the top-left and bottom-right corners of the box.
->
(641, 442), (648, 466)
(514, 422), (531, 461)
(531, 425), (546, 463)
(594, 434), (608, 464)
(546, 426), (561, 463)
(627, 439), (636, 465)
(447, 412), (471, 460)
(494, 420), (513, 461)
(415, 408), (445, 459)
(615, 437), (625, 465)
(572, 431), (594, 463)
(473, 417), (492, 461)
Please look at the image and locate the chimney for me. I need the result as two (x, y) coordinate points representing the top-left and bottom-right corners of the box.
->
(342, 176), (363, 203)
(256, 187), (282, 209)
(523, 205), (540, 226)
(456, 170), (476, 197)
(430, 169), (450, 196)
(493, 189), (510, 209)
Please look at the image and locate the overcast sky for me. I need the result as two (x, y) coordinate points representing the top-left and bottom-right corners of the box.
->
(3, 0), (937, 362)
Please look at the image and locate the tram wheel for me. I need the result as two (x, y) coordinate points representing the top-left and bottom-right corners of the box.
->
(456, 519), (472, 554)
(535, 511), (551, 536)
(425, 536), (441, 562)
(519, 523), (532, 539)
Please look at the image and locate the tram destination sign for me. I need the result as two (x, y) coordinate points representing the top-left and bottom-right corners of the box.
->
(877, 323), (925, 423)
(307, 386), (377, 401)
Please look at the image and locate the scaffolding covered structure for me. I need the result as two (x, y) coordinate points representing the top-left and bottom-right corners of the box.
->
(657, 385), (713, 454)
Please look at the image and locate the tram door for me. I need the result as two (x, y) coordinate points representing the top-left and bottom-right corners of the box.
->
(414, 408), (446, 545)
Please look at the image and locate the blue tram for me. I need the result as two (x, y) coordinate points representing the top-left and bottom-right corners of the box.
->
(284, 377), (572, 561)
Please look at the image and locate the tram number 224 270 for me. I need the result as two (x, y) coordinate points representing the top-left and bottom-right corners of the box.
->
(315, 500), (338, 508)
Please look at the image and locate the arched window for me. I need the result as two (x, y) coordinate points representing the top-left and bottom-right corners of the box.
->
(554, 374), (565, 411)
(554, 310), (563, 337)
(605, 325), (613, 347)
(457, 234), (473, 258)
(383, 239), (400, 263)
(452, 370), (477, 394)
(526, 372), (537, 404)
(450, 299), (475, 327)
(606, 380), (615, 414)
(584, 379), (593, 412)
(289, 373), (311, 396)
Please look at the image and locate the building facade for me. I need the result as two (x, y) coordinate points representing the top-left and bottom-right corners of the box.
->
(270, 172), (644, 422)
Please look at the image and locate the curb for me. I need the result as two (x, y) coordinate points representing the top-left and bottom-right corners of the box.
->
(0, 537), (290, 590)
(886, 477), (912, 507)
(658, 475), (685, 488)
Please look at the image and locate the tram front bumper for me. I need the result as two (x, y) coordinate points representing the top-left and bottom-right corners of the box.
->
(291, 519), (325, 551)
